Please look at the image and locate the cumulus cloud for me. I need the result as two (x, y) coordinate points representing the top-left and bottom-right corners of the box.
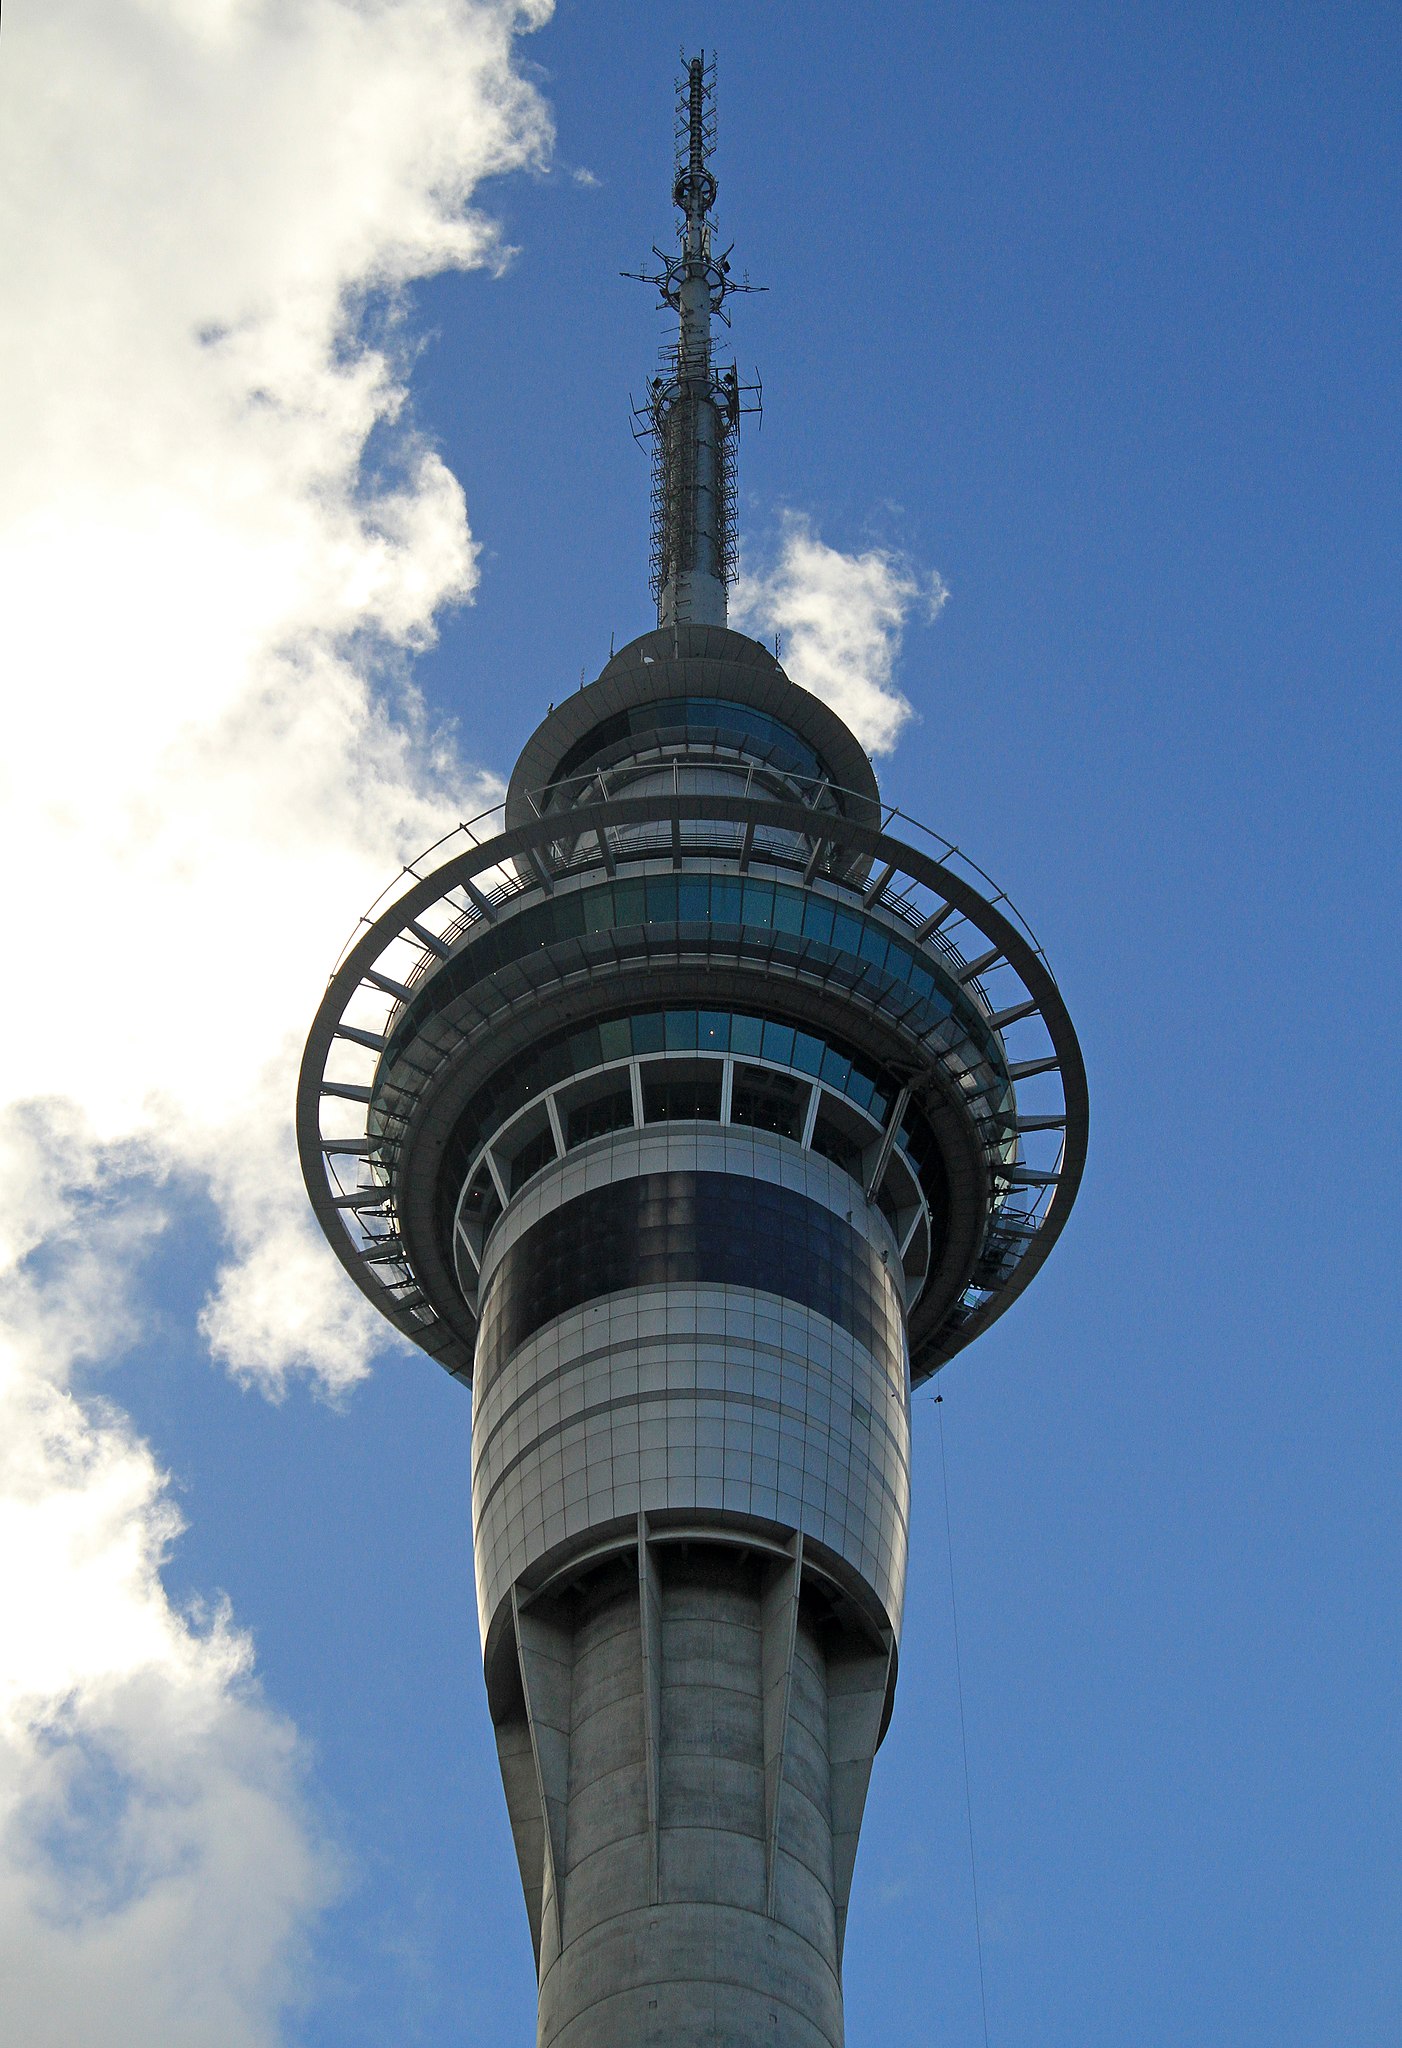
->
(0, 1199), (333, 2048)
(0, 0), (553, 2038)
(733, 511), (948, 755)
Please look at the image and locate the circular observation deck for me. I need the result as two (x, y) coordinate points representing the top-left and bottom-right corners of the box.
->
(298, 629), (1088, 1396)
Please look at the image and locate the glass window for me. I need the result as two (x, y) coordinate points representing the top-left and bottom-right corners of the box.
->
(508, 1124), (557, 1195)
(731, 1065), (809, 1140)
(552, 698), (830, 788)
(802, 897), (835, 945)
(791, 1031), (825, 1077)
(597, 1017), (632, 1063)
(460, 1168), (501, 1234)
(810, 1106), (866, 1180)
(677, 877), (709, 922)
(820, 1045), (852, 1092)
(858, 923), (891, 968)
(729, 1013), (763, 1058)
(384, 871), (1007, 1127)
(772, 887), (804, 934)
(440, 1004), (944, 1254)
(740, 879), (775, 927)
(760, 1020), (796, 1067)
(553, 893), (586, 938)
(565, 1083), (634, 1150)
(565, 1027), (601, 1074)
(830, 910), (863, 955)
(697, 1010), (730, 1052)
(710, 877), (743, 924)
(645, 875), (678, 922)
(611, 878), (645, 924)
(642, 1062), (723, 1124)
(631, 1012), (665, 1054)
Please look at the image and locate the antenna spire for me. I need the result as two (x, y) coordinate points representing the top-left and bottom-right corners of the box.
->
(625, 52), (761, 630)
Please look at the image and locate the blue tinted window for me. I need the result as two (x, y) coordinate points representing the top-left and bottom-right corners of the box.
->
(386, 875), (1004, 1108)
(645, 875), (678, 921)
(821, 1045), (852, 1091)
(792, 1032), (824, 1076)
(710, 877), (743, 923)
(730, 1013), (763, 1058)
(773, 889), (804, 935)
(741, 879), (775, 926)
(802, 897), (835, 945)
(858, 923), (891, 968)
(761, 1021), (796, 1065)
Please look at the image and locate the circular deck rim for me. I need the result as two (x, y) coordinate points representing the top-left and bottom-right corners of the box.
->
(297, 791), (1088, 1387)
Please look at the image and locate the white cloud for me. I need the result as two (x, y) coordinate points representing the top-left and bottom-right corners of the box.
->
(0, 0), (553, 2038)
(732, 511), (948, 755)
(0, 1204), (333, 2048)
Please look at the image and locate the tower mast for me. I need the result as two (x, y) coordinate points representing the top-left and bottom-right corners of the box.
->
(629, 52), (758, 628)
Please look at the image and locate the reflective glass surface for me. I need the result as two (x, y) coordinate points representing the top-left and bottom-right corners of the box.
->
(379, 871), (1002, 1084)
(730, 1065), (808, 1139)
(433, 1007), (912, 1240)
(642, 1064), (723, 1123)
(564, 1083), (633, 1150)
(475, 1170), (904, 1389)
(552, 698), (828, 789)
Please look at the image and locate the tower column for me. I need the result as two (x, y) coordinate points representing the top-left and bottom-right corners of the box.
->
(297, 46), (1089, 2048)
(495, 1535), (892, 2048)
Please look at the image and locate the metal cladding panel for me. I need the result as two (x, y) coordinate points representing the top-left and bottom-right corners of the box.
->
(469, 1129), (911, 1651)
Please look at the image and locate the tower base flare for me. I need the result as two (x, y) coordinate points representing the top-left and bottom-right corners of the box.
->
(492, 1531), (892, 2048)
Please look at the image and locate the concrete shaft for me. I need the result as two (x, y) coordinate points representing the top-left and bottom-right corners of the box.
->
(494, 1541), (891, 2048)
(474, 1127), (910, 2045)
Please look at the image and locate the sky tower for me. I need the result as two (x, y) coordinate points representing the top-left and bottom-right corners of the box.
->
(299, 54), (1087, 2048)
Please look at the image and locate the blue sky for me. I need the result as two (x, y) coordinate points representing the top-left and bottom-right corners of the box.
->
(1, 5), (1397, 2046)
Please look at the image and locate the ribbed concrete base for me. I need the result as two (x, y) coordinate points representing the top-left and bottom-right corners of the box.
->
(491, 1535), (891, 2048)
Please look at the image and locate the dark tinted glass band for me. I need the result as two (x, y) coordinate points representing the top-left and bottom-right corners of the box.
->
(553, 698), (828, 787)
(476, 1170), (904, 1390)
(438, 1005), (897, 1197)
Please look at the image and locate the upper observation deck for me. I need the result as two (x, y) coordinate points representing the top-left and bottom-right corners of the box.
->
(507, 627), (879, 838)
(297, 626), (1087, 1397)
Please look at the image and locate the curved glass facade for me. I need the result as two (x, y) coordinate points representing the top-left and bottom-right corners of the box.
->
(379, 869), (1010, 1083)
(552, 697), (829, 789)
(434, 1006), (948, 1278)
(441, 1007), (890, 1166)
(476, 1169), (905, 1391)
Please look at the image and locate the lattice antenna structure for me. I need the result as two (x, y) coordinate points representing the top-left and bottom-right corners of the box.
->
(624, 51), (761, 626)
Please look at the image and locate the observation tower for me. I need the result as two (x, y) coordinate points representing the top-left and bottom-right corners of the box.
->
(299, 54), (1086, 2048)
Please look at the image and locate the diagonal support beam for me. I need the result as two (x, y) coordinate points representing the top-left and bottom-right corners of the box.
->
(760, 1536), (803, 1919)
(511, 1591), (573, 1966)
(638, 1515), (663, 1906)
(827, 1636), (894, 1962)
